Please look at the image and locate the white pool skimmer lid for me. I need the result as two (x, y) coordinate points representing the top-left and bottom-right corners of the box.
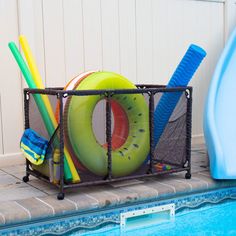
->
(120, 203), (175, 230)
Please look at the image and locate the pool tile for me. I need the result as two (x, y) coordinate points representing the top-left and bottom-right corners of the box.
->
(197, 171), (236, 188)
(10, 170), (31, 180)
(0, 211), (5, 225)
(0, 170), (7, 176)
(171, 173), (208, 188)
(16, 198), (54, 219)
(66, 192), (101, 211)
(106, 187), (139, 204)
(0, 201), (30, 226)
(198, 170), (211, 177)
(187, 176), (209, 189)
(142, 178), (176, 196)
(34, 195), (76, 215)
(26, 179), (58, 195)
(193, 172), (220, 188)
(109, 179), (144, 187)
(151, 177), (192, 194)
(0, 184), (46, 203)
(120, 184), (159, 199)
(79, 187), (122, 207)
(192, 165), (208, 173)
(1, 165), (25, 174)
(0, 174), (22, 188)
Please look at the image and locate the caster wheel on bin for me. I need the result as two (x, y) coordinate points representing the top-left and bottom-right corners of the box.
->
(185, 173), (191, 179)
(57, 193), (65, 200)
(22, 176), (29, 183)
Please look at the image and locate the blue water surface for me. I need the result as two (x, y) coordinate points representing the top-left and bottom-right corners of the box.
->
(71, 200), (236, 236)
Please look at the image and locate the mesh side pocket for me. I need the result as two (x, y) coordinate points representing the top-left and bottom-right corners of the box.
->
(154, 92), (188, 167)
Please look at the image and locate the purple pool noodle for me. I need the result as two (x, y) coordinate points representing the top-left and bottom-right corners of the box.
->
(153, 44), (206, 147)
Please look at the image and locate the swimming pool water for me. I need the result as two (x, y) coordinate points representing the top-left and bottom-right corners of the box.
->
(70, 200), (236, 236)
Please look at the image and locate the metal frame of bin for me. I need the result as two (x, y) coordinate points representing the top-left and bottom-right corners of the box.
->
(22, 85), (192, 200)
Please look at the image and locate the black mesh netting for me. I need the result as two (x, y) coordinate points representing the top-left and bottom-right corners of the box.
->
(153, 92), (187, 166)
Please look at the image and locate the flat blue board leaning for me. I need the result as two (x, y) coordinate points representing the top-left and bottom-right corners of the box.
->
(204, 28), (236, 179)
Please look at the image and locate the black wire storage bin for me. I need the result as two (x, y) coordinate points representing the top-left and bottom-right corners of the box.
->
(22, 85), (192, 200)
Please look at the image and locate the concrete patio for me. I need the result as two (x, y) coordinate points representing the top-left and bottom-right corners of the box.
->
(0, 144), (236, 229)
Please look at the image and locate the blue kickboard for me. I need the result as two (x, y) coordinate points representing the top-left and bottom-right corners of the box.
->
(204, 28), (236, 179)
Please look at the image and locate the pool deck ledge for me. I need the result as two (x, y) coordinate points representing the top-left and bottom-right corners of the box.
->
(0, 144), (236, 229)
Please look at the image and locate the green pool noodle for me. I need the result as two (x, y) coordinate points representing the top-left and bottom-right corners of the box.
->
(8, 42), (72, 181)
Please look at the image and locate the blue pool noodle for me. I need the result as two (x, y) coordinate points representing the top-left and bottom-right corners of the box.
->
(154, 44), (206, 147)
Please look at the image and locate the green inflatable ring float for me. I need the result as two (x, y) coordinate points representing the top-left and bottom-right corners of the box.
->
(67, 71), (149, 177)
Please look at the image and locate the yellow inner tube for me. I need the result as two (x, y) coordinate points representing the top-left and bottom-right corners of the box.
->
(67, 71), (150, 177)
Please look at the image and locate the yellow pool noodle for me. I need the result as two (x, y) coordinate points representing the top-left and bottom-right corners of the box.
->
(19, 35), (80, 183)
